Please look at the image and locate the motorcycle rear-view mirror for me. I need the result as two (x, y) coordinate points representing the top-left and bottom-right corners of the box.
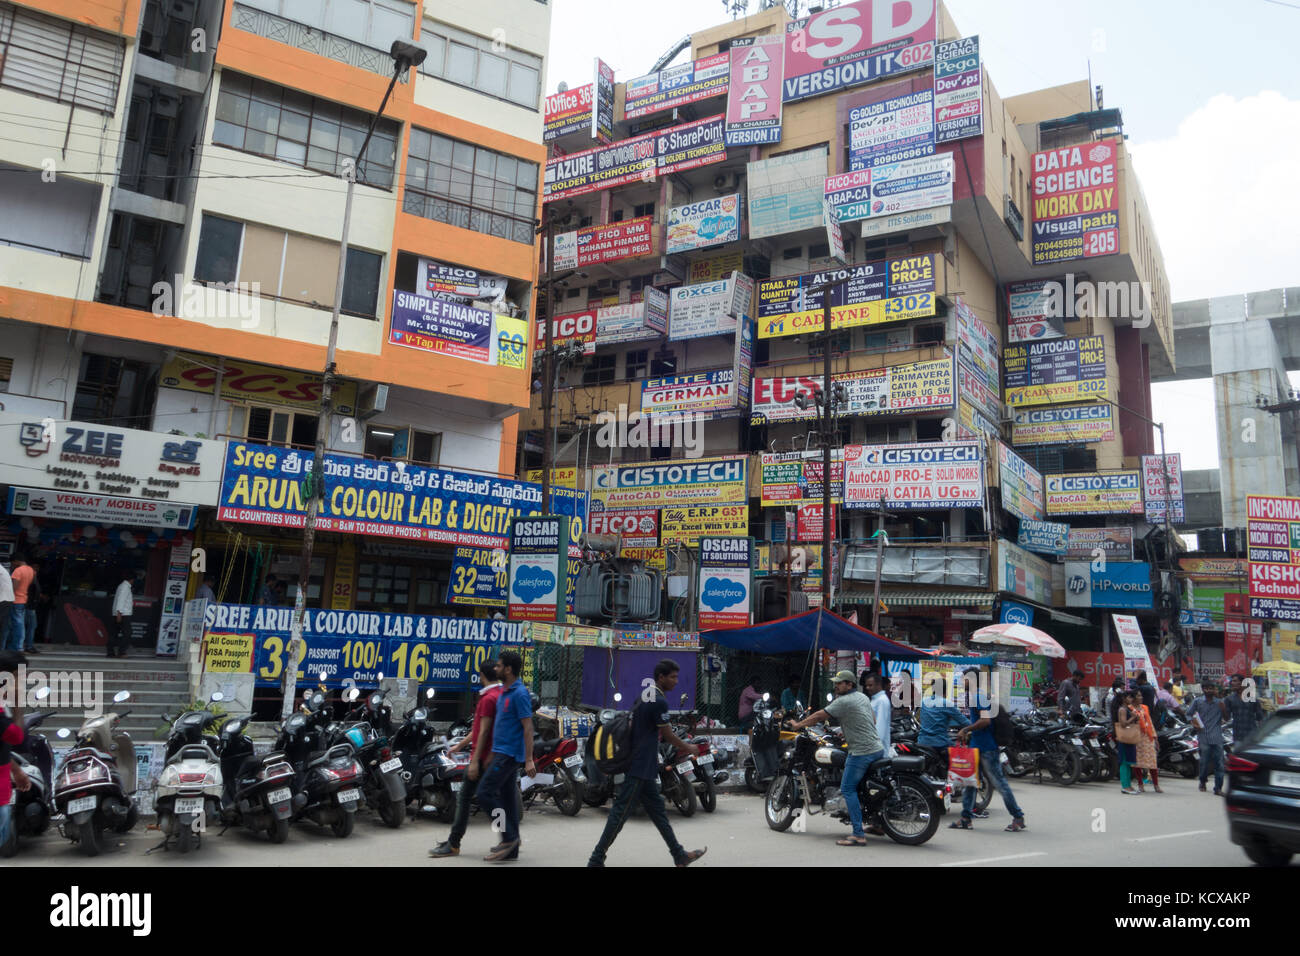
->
(35, 686), (51, 702)
(762, 692), (770, 702)
(318, 670), (328, 684)
(425, 689), (435, 700)
(345, 687), (360, 702)
(113, 691), (130, 704)
(376, 672), (384, 681)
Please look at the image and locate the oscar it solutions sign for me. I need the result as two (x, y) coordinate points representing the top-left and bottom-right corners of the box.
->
(698, 536), (752, 630)
(508, 516), (568, 622)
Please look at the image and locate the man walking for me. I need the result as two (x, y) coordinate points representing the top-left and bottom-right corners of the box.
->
(430, 658), (502, 858)
(6, 558), (33, 654)
(475, 650), (533, 862)
(950, 667), (1027, 832)
(110, 569), (134, 658)
(1189, 682), (1228, 795)
(1225, 674), (1264, 741)
(788, 669), (884, 846)
(588, 659), (708, 867)
(1058, 669), (1085, 720)
(863, 672), (892, 754)
(0, 562), (13, 653)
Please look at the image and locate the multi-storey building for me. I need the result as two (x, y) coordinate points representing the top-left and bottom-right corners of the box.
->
(521, 1), (1186, 687)
(0, 1), (551, 665)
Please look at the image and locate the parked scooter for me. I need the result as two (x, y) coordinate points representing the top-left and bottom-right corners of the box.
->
(744, 693), (784, 793)
(153, 692), (226, 853)
(334, 684), (406, 828)
(671, 710), (728, 813)
(275, 682), (365, 837)
(390, 689), (447, 815)
(52, 690), (138, 856)
(216, 712), (298, 843)
(2, 686), (55, 857)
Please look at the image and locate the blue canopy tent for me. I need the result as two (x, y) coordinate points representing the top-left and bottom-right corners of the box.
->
(701, 608), (935, 660)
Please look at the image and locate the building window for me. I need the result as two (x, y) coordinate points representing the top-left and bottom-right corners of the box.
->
(625, 349), (648, 380)
(73, 353), (157, 428)
(0, 5), (124, 114)
(363, 425), (441, 464)
(0, 355), (11, 391)
(808, 242), (830, 259)
(230, 404), (318, 448)
(194, 214), (383, 319)
(420, 18), (542, 110)
(650, 352), (676, 377)
(409, 429), (440, 465)
(913, 323), (945, 346)
(213, 72), (400, 188)
(583, 353), (616, 386)
(237, 0), (415, 51)
(0, 162), (100, 259)
(633, 202), (655, 219)
(404, 128), (538, 244)
(356, 561), (411, 609)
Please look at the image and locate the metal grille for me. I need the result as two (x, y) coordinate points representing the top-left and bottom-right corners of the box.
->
(231, 3), (403, 79)
(0, 4), (124, 114)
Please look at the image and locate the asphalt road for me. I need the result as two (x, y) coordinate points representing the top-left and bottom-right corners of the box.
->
(10, 772), (1282, 867)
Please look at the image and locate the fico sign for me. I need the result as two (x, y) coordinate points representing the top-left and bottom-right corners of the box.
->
(536, 310), (596, 354)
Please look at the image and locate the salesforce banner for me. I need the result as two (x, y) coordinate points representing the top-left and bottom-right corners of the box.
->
(1064, 560), (1153, 610)
(698, 536), (752, 630)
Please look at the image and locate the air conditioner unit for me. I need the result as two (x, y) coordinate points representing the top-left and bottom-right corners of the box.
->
(357, 383), (389, 420)
(712, 171), (740, 193)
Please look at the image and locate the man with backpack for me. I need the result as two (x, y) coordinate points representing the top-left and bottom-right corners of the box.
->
(587, 659), (708, 867)
(950, 667), (1026, 832)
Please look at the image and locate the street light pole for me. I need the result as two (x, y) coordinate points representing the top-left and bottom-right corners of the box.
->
(538, 213), (556, 514)
(282, 41), (426, 721)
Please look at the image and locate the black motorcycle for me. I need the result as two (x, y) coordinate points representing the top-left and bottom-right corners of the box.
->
(744, 693), (784, 793)
(275, 688), (365, 837)
(764, 726), (945, 845)
(216, 713), (298, 843)
(334, 687), (406, 828)
(1002, 712), (1082, 785)
(390, 689), (450, 816)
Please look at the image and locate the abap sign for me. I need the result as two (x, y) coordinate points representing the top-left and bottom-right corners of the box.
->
(783, 0), (937, 103)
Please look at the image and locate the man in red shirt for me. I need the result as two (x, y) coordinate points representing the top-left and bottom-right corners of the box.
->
(430, 657), (502, 858)
(1, 652), (32, 849)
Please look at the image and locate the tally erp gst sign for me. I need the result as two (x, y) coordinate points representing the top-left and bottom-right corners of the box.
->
(624, 52), (730, 119)
(1002, 335), (1108, 407)
(667, 195), (741, 254)
(725, 35), (785, 147)
(848, 89), (935, 171)
(698, 537), (752, 630)
(1031, 139), (1121, 265)
(1247, 494), (1300, 621)
(590, 456), (748, 510)
(508, 516), (566, 623)
(782, 0), (937, 103)
(842, 441), (983, 510)
(1044, 471), (1143, 517)
(1011, 404), (1114, 446)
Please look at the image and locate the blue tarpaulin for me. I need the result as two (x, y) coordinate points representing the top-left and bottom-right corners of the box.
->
(701, 609), (935, 659)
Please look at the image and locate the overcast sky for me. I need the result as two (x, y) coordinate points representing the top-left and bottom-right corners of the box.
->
(545, 0), (1300, 472)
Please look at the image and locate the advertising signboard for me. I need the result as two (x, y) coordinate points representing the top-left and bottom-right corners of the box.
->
(587, 508), (659, 548)
(848, 90), (935, 170)
(1030, 138), (1120, 265)
(1065, 562), (1154, 610)
(669, 274), (743, 340)
(842, 442), (983, 510)
(757, 254), (936, 339)
(750, 357), (954, 424)
(1003, 335), (1108, 406)
(666, 194), (741, 253)
(759, 450), (844, 506)
(746, 147), (828, 238)
(1018, 518), (1070, 558)
(544, 83), (593, 141)
(416, 259), (508, 305)
(998, 443), (1044, 522)
(624, 52), (729, 119)
(999, 539), (1053, 606)
(550, 217), (654, 270)
(640, 369), (737, 416)
(825, 154), (954, 223)
(508, 516), (567, 622)
(698, 537), (752, 629)
(1045, 471), (1143, 516)
(1011, 404), (1115, 446)
(590, 456), (748, 509)
(934, 36), (982, 142)
(1247, 494), (1300, 621)
(543, 131), (657, 201)
(1066, 527), (1134, 561)
(447, 546), (508, 608)
(1005, 277), (1069, 343)
(594, 58), (615, 142)
(656, 115), (727, 176)
(389, 291), (500, 364)
(661, 505), (749, 547)
(725, 35), (784, 146)
(1142, 453), (1185, 523)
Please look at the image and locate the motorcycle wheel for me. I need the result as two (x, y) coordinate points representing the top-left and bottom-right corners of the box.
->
(330, 811), (355, 838)
(79, 816), (104, 858)
(1179, 763), (1198, 779)
(670, 776), (697, 817)
(177, 820), (193, 855)
(745, 765), (765, 794)
(379, 796), (404, 829)
(879, 778), (941, 846)
(764, 774), (798, 831)
(553, 767), (583, 817)
(1055, 749), (1081, 787)
(698, 772), (717, 813)
(267, 817), (290, 844)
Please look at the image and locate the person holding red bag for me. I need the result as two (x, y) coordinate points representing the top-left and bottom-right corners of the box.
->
(949, 667), (1026, 832)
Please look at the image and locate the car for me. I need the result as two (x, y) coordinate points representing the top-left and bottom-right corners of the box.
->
(1225, 702), (1300, 866)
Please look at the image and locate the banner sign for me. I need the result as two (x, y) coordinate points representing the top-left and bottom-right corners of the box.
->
(389, 290), (498, 364)
(588, 508), (659, 547)
(1111, 614), (1157, 680)
(590, 455), (748, 509)
(640, 369), (737, 416)
(1065, 562), (1153, 610)
(954, 298), (999, 391)
(594, 58), (615, 142)
(550, 217), (654, 270)
(1031, 138), (1120, 265)
(1003, 335), (1108, 406)
(750, 357), (955, 424)
(957, 400), (999, 442)
(1006, 278), (1068, 343)
(1045, 471), (1143, 516)
(536, 309), (597, 355)
(667, 194), (741, 253)
(202, 604), (527, 690)
(656, 114), (727, 177)
(781, 0), (937, 103)
(759, 450), (844, 507)
(1011, 404), (1114, 446)
(689, 251), (745, 282)
(747, 147), (828, 239)
(1247, 495), (1300, 621)
(796, 502), (835, 542)
(698, 537), (752, 629)
(508, 516), (567, 622)
(848, 90), (935, 170)
(160, 352), (359, 415)
(544, 83), (593, 141)
(447, 546), (508, 607)
(669, 273), (743, 340)
(1142, 453), (1185, 523)
(725, 35), (785, 146)
(1180, 557), (1247, 580)
(826, 154), (954, 223)
(1066, 526), (1134, 561)
(544, 130), (657, 201)
(842, 441), (983, 510)
(998, 443), (1044, 522)
(417, 259), (508, 305)
(6, 486), (196, 529)
(593, 296), (667, 346)
(217, 441), (583, 548)
(624, 52), (729, 119)
(959, 358), (1000, 424)
(934, 35), (982, 142)
(661, 505), (749, 547)
(1018, 518), (1069, 558)
(999, 539), (1053, 606)
(757, 254), (936, 339)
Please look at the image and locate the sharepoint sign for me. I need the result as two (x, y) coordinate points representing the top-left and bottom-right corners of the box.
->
(1064, 561), (1153, 610)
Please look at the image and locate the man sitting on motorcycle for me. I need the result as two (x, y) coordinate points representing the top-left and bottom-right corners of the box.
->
(787, 669), (884, 847)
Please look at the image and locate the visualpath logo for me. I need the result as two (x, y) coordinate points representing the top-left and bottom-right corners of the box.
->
(594, 404), (704, 459)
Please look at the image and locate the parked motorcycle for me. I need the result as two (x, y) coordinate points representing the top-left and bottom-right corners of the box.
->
(658, 739), (697, 816)
(1157, 720), (1200, 778)
(744, 693), (784, 793)
(390, 689), (448, 815)
(52, 690), (138, 856)
(2, 686), (55, 857)
(275, 685), (365, 837)
(671, 711), (727, 813)
(764, 725), (945, 845)
(333, 685), (406, 828)
(522, 734), (584, 816)
(153, 692), (225, 853)
(216, 712), (298, 843)
(1001, 712), (1082, 785)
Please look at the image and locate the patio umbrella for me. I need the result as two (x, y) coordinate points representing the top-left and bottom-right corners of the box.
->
(969, 622), (1066, 659)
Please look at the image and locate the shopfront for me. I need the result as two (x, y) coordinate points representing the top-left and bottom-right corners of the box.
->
(0, 412), (224, 654)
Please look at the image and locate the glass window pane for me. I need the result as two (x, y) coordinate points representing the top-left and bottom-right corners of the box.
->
(508, 63), (539, 108)
(367, 133), (395, 167)
(423, 33), (445, 76)
(313, 97), (341, 124)
(245, 129), (276, 156)
(517, 159), (537, 188)
(338, 124), (365, 160)
(473, 148), (494, 181)
(220, 71), (251, 98)
(408, 127), (430, 160)
(478, 52), (507, 97)
(309, 118), (339, 150)
(451, 141), (474, 171)
(402, 192), (426, 215)
(405, 157), (427, 186)
(248, 100), (279, 134)
(429, 134), (452, 164)
(449, 169), (472, 201)
(447, 43), (475, 86)
(275, 139), (306, 165)
(195, 215), (242, 283)
(281, 87), (312, 114)
(215, 91), (249, 125)
(212, 121), (245, 149)
(342, 247), (382, 318)
(279, 109), (310, 142)
(250, 78), (282, 106)
(430, 162), (451, 192)
(494, 154), (516, 186)
(472, 178), (495, 207)
(307, 145), (338, 175)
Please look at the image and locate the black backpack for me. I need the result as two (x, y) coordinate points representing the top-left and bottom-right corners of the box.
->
(991, 707), (1016, 747)
(589, 702), (639, 775)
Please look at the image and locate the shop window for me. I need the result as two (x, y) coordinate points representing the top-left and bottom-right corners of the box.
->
(356, 561), (411, 609)
(365, 425), (397, 459)
(234, 405), (319, 448)
(583, 353), (616, 386)
(625, 349), (648, 380)
(72, 353), (157, 428)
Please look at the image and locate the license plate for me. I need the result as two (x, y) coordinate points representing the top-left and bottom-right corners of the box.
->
(698, 753), (714, 765)
(68, 796), (96, 815)
(1071, 737), (1083, 746)
(943, 790), (952, 811)
(1271, 771), (1300, 791)
(174, 797), (204, 815)
(268, 787), (292, 804)
(676, 760), (694, 774)
(1088, 739), (1100, 748)
(337, 788), (361, 805)
(563, 754), (582, 768)
(380, 757), (402, 774)
(451, 781), (463, 792)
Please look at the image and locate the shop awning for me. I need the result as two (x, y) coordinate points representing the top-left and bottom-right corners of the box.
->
(839, 589), (997, 608)
(1048, 608), (1093, 627)
(701, 608), (935, 658)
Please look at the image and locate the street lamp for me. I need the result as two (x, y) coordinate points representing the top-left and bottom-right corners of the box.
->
(282, 39), (426, 721)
